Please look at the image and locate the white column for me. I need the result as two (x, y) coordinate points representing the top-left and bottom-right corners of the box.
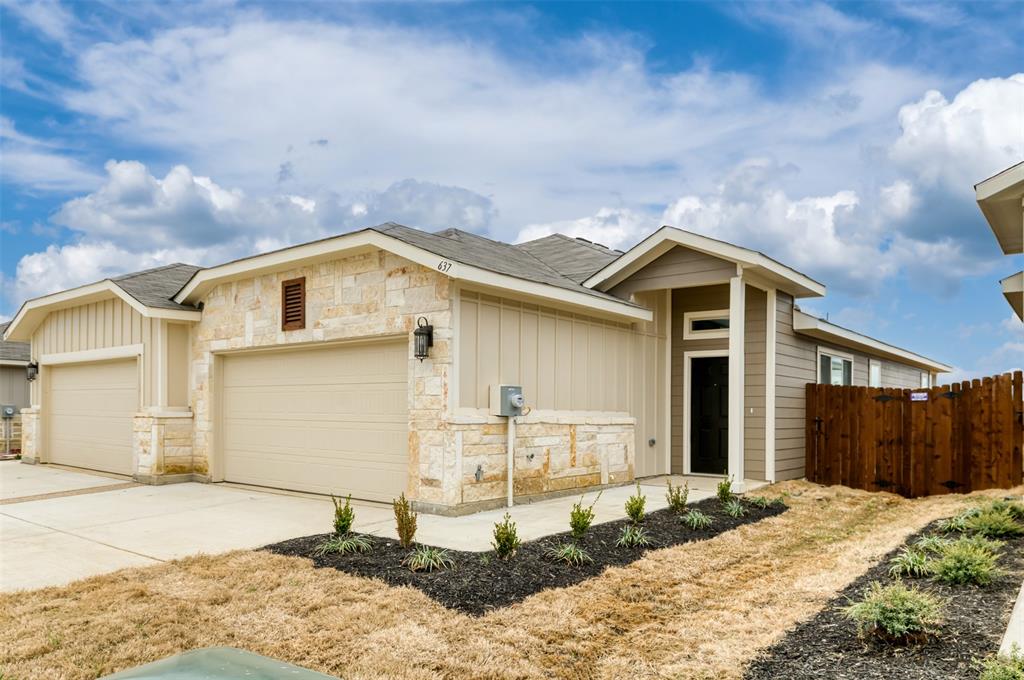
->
(764, 288), (777, 483)
(728, 274), (746, 491)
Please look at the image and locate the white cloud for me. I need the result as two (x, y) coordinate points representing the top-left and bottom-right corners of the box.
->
(516, 207), (652, 250)
(0, 117), (101, 192)
(0, 0), (74, 46)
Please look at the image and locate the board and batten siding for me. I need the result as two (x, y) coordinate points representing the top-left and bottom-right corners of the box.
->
(0, 366), (29, 409)
(774, 292), (936, 481)
(28, 297), (192, 410)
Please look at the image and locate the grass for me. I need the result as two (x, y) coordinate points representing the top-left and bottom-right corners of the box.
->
(1, 481), (1018, 680)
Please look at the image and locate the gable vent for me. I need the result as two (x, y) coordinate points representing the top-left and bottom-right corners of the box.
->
(281, 277), (306, 331)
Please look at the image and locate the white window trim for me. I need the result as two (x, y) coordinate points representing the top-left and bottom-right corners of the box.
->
(682, 309), (731, 340)
(817, 346), (855, 385)
(869, 358), (882, 388)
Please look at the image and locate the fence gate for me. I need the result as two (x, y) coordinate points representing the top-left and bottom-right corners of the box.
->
(806, 372), (1023, 497)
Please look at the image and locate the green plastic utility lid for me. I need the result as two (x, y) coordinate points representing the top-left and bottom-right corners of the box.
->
(100, 647), (340, 679)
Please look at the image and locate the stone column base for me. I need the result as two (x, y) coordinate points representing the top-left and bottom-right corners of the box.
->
(133, 411), (196, 481)
(19, 408), (40, 464)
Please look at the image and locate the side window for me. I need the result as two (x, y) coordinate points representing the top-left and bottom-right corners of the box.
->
(683, 309), (730, 340)
(869, 359), (882, 388)
(818, 348), (853, 386)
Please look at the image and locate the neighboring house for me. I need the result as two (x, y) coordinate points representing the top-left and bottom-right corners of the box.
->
(976, 161), (1024, 319)
(0, 321), (31, 413)
(4, 223), (949, 513)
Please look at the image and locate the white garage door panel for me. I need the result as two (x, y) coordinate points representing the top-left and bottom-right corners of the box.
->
(221, 341), (408, 502)
(48, 359), (137, 475)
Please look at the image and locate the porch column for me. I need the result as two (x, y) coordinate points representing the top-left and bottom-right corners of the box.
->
(728, 274), (746, 491)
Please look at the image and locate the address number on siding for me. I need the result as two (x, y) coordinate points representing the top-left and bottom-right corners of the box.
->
(437, 260), (453, 273)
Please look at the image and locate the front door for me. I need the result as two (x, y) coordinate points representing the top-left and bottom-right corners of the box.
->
(690, 356), (729, 475)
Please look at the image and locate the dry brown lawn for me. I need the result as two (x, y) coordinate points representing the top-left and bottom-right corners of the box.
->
(2, 481), (1019, 680)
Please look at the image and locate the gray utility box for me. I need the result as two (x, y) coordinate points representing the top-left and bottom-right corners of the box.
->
(1, 405), (14, 418)
(489, 385), (525, 417)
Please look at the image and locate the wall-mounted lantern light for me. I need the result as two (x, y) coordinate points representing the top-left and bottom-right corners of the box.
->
(26, 361), (39, 382)
(413, 317), (433, 361)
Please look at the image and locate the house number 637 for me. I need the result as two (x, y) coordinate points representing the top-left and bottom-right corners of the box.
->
(437, 260), (453, 273)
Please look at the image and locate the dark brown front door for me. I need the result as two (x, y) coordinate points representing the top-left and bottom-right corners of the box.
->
(690, 356), (729, 475)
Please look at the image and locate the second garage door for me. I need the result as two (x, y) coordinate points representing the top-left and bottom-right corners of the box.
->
(48, 359), (137, 475)
(220, 341), (409, 502)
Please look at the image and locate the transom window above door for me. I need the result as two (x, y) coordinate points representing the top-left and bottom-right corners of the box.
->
(682, 309), (730, 339)
(818, 348), (854, 386)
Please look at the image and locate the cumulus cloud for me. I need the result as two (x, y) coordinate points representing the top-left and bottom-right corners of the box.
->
(0, 117), (101, 192)
(516, 207), (653, 250)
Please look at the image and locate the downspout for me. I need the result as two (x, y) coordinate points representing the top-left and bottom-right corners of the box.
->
(507, 414), (515, 508)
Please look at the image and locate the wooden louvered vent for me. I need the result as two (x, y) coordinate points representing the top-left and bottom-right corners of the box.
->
(281, 277), (306, 331)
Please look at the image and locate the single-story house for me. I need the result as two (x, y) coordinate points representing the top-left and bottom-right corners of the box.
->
(0, 321), (31, 414)
(976, 161), (1024, 320)
(4, 223), (950, 513)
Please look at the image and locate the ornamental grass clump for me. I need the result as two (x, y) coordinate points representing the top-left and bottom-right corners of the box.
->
(393, 493), (418, 549)
(313, 533), (373, 557)
(624, 483), (646, 524)
(403, 545), (454, 573)
(745, 495), (771, 510)
(546, 542), (593, 566)
(681, 509), (713, 531)
(331, 495), (356, 535)
(665, 480), (689, 514)
(843, 580), (946, 644)
(888, 547), (932, 579)
(930, 537), (1002, 586)
(492, 513), (521, 559)
(616, 524), (651, 548)
(569, 492), (600, 541)
(723, 498), (746, 518)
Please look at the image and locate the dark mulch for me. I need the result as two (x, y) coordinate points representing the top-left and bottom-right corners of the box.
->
(744, 521), (1024, 680)
(265, 495), (786, 616)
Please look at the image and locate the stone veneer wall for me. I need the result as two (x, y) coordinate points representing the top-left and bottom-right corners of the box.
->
(133, 414), (195, 481)
(19, 408), (39, 463)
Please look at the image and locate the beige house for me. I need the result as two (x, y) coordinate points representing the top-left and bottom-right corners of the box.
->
(976, 161), (1024, 319)
(4, 223), (949, 513)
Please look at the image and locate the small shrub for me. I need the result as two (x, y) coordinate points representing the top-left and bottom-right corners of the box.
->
(403, 545), (454, 573)
(331, 495), (356, 535)
(625, 482), (646, 524)
(393, 493), (418, 549)
(716, 477), (734, 503)
(616, 524), (651, 548)
(492, 512), (521, 559)
(989, 498), (1024, 521)
(937, 506), (982, 533)
(913, 534), (952, 554)
(313, 533), (372, 557)
(546, 542), (593, 566)
(569, 492), (600, 541)
(976, 645), (1024, 680)
(965, 509), (1024, 539)
(957, 534), (1005, 553)
(722, 498), (746, 518)
(745, 495), (770, 510)
(843, 580), (945, 644)
(665, 480), (689, 514)
(681, 509), (713, 530)
(931, 539), (1002, 586)
(888, 547), (932, 579)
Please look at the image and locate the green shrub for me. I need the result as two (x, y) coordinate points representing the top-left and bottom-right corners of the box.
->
(937, 506), (982, 533)
(716, 477), (734, 503)
(546, 542), (593, 566)
(843, 581), (945, 644)
(745, 495), (771, 510)
(957, 534), (1005, 553)
(393, 493), (418, 549)
(402, 545), (454, 572)
(313, 533), (372, 557)
(665, 480), (689, 514)
(625, 483), (646, 524)
(331, 495), (356, 535)
(681, 509), (713, 530)
(913, 534), (952, 554)
(977, 645), (1024, 680)
(888, 547), (932, 579)
(722, 498), (746, 518)
(931, 538), (1002, 586)
(492, 513), (521, 559)
(989, 498), (1024, 521)
(965, 509), (1024, 539)
(616, 524), (651, 548)
(569, 492), (600, 541)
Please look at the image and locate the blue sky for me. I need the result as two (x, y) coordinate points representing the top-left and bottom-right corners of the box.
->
(1, 0), (1022, 380)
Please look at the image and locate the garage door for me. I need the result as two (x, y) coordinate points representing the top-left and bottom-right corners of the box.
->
(48, 359), (137, 475)
(221, 341), (408, 502)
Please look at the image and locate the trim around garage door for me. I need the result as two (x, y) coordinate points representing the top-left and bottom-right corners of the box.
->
(210, 336), (411, 502)
(40, 344), (144, 366)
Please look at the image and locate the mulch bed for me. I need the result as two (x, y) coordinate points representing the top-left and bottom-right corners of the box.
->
(265, 495), (786, 616)
(744, 520), (1024, 680)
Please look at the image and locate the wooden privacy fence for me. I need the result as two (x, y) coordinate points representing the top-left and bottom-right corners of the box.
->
(806, 372), (1023, 497)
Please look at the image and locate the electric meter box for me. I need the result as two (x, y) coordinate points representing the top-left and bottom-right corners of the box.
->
(489, 385), (524, 417)
(1, 405), (14, 419)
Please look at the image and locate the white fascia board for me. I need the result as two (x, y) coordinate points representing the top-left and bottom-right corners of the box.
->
(584, 226), (827, 298)
(175, 230), (652, 322)
(793, 309), (952, 373)
(1002, 271), (1024, 320)
(0, 360), (29, 367)
(976, 162), (1024, 255)
(976, 161), (1024, 201)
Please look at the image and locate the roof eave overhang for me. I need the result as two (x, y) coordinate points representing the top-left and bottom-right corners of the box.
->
(583, 226), (827, 298)
(976, 163), (1024, 255)
(174, 230), (653, 323)
(0, 359), (29, 367)
(3, 280), (202, 343)
(792, 309), (952, 374)
(1001, 271), (1024, 320)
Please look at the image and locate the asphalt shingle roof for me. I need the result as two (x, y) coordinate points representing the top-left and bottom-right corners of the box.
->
(112, 264), (203, 311)
(0, 322), (30, 362)
(514, 233), (622, 283)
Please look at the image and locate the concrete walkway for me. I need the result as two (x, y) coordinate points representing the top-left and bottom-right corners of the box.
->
(0, 462), (764, 592)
